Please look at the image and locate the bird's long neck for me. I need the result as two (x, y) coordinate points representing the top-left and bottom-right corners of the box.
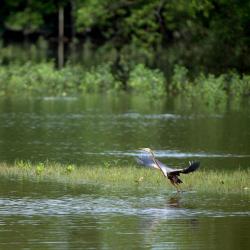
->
(150, 151), (160, 169)
(150, 150), (166, 177)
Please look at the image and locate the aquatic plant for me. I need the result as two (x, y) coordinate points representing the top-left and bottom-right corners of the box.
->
(35, 163), (45, 176)
(65, 164), (75, 174)
(15, 160), (32, 170)
(0, 162), (249, 194)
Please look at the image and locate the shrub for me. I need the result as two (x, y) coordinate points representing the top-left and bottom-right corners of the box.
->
(79, 64), (122, 93)
(169, 64), (190, 94)
(242, 75), (250, 96)
(190, 73), (227, 107)
(127, 64), (166, 98)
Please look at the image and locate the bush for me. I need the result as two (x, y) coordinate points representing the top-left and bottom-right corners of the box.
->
(187, 73), (227, 107)
(127, 64), (166, 98)
(241, 75), (250, 96)
(169, 64), (190, 94)
(79, 64), (122, 93)
(0, 61), (249, 105)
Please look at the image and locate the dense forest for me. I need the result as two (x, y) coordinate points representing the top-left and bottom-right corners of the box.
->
(0, 0), (250, 98)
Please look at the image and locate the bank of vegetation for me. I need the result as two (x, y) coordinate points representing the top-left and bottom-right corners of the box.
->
(1, 1), (250, 104)
(0, 161), (249, 194)
(0, 62), (250, 103)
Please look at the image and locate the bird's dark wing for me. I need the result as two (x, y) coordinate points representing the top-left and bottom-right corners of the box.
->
(135, 154), (174, 176)
(169, 161), (200, 175)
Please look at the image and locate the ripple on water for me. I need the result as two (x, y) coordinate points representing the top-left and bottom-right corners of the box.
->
(0, 195), (249, 218)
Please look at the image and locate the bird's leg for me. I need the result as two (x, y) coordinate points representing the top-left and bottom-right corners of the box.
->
(170, 179), (180, 192)
(175, 184), (181, 193)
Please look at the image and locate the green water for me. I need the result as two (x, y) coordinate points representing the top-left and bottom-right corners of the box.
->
(0, 95), (250, 249)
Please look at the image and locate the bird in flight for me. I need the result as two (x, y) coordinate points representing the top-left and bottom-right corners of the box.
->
(136, 148), (200, 191)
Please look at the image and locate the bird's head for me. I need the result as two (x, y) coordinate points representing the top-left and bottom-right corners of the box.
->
(139, 148), (153, 153)
(138, 148), (156, 158)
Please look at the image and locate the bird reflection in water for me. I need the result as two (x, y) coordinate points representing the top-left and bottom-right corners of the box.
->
(167, 194), (181, 208)
(140, 194), (199, 247)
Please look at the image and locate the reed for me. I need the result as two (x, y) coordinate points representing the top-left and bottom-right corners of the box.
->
(0, 161), (249, 194)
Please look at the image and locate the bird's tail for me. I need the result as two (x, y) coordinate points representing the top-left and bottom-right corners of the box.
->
(181, 161), (200, 174)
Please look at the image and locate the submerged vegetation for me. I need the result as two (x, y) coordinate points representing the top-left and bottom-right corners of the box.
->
(0, 161), (249, 194)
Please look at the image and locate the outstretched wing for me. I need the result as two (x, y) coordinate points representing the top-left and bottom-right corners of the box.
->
(135, 154), (175, 176)
(135, 154), (159, 169)
(169, 161), (200, 175)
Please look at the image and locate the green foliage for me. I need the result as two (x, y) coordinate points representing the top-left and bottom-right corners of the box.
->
(1, 0), (250, 75)
(35, 163), (45, 175)
(79, 64), (122, 93)
(169, 65), (190, 94)
(191, 73), (227, 107)
(5, 8), (43, 34)
(103, 160), (120, 169)
(128, 64), (166, 98)
(15, 160), (32, 170)
(0, 62), (82, 95)
(103, 162), (111, 169)
(65, 164), (75, 174)
(0, 38), (48, 65)
(76, 0), (109, 32)
(0, 61), (249, 108)
(242, 75), (250, 96)
(226, 73), (250, 97)
(0, 62), (122, 96)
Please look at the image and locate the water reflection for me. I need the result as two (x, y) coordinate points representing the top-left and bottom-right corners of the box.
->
(167, 195), (182, 208)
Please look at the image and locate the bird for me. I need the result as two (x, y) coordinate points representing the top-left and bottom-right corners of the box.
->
(136, 148), (200, 191)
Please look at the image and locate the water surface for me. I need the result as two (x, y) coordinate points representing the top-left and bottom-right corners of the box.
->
(0, 179), (249, 250)
(0, 95), (250, 169)
(0, 95), (250, 249)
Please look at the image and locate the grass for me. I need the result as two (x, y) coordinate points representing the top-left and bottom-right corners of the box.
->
(0, 161), (249, 194)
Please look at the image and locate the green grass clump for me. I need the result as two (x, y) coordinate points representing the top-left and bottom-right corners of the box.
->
(0, 161), (249, 194)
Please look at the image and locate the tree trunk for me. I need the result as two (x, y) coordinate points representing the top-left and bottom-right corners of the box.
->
(69, 0), (77, 63)
(58, 6), (64, 69)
